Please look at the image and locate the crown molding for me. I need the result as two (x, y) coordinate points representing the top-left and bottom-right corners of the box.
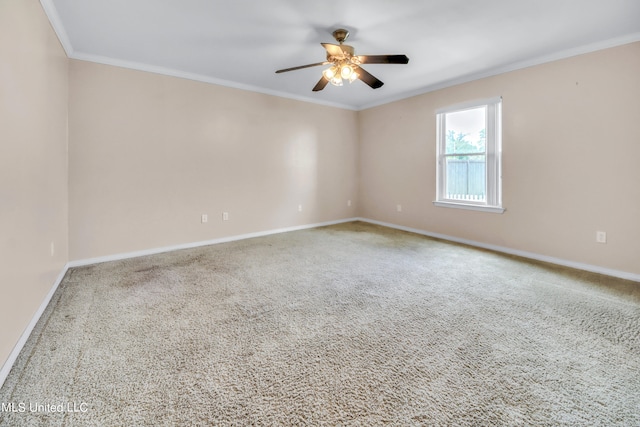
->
(358, 32), (640, 110)
(69, 52), (358, 111)
(39, 0), (640, 112)
(39, 0), (73, 57)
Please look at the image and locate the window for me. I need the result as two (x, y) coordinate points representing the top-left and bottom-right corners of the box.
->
(434, 97), (504, 213)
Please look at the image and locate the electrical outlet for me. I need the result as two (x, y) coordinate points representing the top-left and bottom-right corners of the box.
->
(201, 214), (208, 223)
(222, 212), (229, 221)
(596, 231), (607, 243)
(50, 242), (55, 257)
(397, 204), (402, 212)
(298, 204), (303, 212)
(347, 200), (352, 207)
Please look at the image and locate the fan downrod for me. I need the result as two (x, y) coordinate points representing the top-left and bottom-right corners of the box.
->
(332, 29), (350, 44)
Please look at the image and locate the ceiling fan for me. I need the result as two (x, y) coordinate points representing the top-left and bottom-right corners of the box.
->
(275, 28), (409, 91)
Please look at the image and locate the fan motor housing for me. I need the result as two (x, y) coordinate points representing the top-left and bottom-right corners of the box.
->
(332, 29), (350, 43)
(326, 45), (355, 62)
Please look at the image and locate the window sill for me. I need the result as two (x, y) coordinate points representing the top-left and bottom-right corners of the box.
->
(433, 201), (505, 214)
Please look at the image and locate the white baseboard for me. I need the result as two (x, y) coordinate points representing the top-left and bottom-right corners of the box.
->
(3, 215), (635, 389)
(70, 215), (640, 281)
(68, 217), (360, 268)
(356, 217), (640, 283)
(0, 263), (70, 389)
(1, 217), (359, 389)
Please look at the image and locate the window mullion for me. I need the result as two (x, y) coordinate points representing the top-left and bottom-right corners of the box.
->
(443, 152), (486, 157)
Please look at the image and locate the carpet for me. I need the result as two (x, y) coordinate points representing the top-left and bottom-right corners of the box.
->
(1, 221), (639, 426)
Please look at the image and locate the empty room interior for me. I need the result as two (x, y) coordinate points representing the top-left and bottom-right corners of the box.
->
(1, 0), (639, 425)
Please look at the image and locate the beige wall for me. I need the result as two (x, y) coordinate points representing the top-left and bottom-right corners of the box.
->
(359, 42), (640, 275)
(68, 61), (359, 260)
(0, 0), (69, 368)
(2, 0), (638, 378)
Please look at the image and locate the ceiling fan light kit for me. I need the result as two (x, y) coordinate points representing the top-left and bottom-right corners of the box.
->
(276, 28), (409, 92)
(323, 63), (358, 86)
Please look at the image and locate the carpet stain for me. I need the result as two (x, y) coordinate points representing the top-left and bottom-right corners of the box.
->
(1, 222), (639, 426)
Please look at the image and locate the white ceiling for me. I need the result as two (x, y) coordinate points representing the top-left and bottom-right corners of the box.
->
(43, 0), (640, 110)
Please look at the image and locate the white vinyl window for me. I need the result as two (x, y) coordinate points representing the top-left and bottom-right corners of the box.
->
(434, 97), (504, 213)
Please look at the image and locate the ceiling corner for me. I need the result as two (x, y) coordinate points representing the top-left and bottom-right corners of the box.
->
(40, 0), (74, 57)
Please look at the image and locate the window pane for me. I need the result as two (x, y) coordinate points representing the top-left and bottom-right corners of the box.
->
(445, 107), (486, 154)
(445, 155), (486, 201)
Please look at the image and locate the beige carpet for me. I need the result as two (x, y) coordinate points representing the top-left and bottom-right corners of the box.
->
(1, 221), (639, 426)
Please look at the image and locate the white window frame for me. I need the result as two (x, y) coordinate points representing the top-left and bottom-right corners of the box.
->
(434, 97), (504, 214)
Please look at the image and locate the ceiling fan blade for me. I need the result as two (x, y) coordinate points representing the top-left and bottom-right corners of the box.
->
(321, 43), (346, 58)
(312, 76), (329, 92)
(355, 66), (384, 89)
(356, 54), (409, 64)
(275, 62), (327, 73)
